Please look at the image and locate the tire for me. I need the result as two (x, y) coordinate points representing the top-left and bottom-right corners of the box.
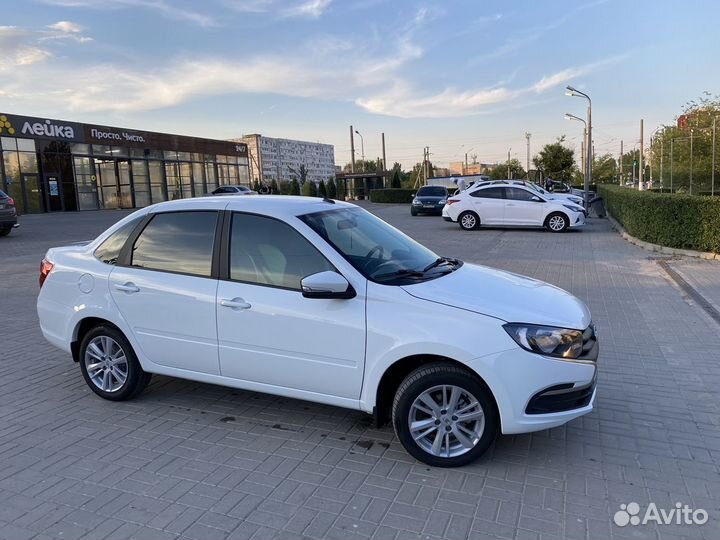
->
(545, 212), (569, 232)
(0, 227), (11, 237)
(79, 325), (151, 401)
(411, 208), (418, 216)
(458, 211), (479, 231)
(392, 362), (499, 467)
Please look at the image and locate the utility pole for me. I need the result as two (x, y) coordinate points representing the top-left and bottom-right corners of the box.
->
(381, 132), (387, 172)
(464, 153), (468, 175)
(638, 119), (643, 190)
(619, 140), (623, 184)
(524, 132), (531, 178)
(581, 136), (585, 182)
(689, 128), (694, 195)
(507, 148), (511, 179)
(349, 125), (355, 173)
(713, 117), (717, 196)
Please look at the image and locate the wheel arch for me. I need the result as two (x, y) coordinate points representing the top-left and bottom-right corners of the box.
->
(373, 354), (499, 428)
(71, 317), (124, 362)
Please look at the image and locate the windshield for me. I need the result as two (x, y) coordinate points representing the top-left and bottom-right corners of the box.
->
(300, 207), (459, 284)
(417, 186), (447, 197)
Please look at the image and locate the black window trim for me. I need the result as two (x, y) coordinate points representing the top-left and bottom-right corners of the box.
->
(116, 209), (224, 280)
(218, 210), (345, 294)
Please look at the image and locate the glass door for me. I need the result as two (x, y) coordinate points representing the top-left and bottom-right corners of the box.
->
(117, 160), (134, 208)
(97, 159), (119, 209)
(22, 174), (43, 213)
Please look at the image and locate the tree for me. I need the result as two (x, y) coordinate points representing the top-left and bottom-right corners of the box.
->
(391, 164), (402, 188)
(318, 179), (327, 198)
(270, 179), (279, 194)
(252, 180), (261, 192)
(533, 137), (575, 183)
(298, 164), (309, 186)
(592, 154), (618, 184)
(489, 159), (525, 180)
(302, 180), (318, 197)
(326, 177), (337, 199)
(290, 179), (300, 195)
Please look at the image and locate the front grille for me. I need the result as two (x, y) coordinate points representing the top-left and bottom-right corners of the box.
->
(526, 380), (595, 414)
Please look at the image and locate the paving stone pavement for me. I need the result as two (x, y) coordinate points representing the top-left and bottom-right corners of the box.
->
(667, 259), (720, 315)
(0, 204), (719, 540)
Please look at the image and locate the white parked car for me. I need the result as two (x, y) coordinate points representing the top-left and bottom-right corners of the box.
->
(443, 183), (587, 232)
(208, 185), (257, 195)
(37, 196), (598, 467)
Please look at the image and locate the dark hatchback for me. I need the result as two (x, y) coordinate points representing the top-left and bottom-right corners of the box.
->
(411, 185), (449, 216)
(0, 190), (18, 237)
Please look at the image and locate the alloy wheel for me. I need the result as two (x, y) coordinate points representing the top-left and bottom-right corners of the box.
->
(84, 336), (129, 393)
(548, 215), (566, 231)
(408, 384), (485, 458)
(460, 214), (477, 229)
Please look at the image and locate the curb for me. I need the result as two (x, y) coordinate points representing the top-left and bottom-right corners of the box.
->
(606, 213), (720, 260)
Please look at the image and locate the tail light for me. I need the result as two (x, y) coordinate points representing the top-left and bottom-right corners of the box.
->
(445, 199), (460, 205)
(39, 259), (54, 288)
(7, 197), (14, 206)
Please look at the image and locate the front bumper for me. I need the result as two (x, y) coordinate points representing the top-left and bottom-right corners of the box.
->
(467, 346), (597, 435)
(412, 202), (445, 214)
(569, 212), (586, 228)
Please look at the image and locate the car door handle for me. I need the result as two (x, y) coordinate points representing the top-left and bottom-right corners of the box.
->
(113, 282), (140, 294)
(220, 298), (252, 310)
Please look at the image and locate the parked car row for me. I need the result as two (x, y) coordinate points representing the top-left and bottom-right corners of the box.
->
(410, 180), (587, 233)
(0, 190), (19, 237)
(37, 195), (597, 467)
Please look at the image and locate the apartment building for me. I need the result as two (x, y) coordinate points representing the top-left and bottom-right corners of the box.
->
(234, 134), (335, 184)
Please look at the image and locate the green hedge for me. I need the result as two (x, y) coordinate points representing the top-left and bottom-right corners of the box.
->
(570, 184), (597, 192)
(368, 189), (416, 203)
(598, 185), (720, 253)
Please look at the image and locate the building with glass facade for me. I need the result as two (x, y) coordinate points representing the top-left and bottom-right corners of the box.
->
(0, 113), (250, 213)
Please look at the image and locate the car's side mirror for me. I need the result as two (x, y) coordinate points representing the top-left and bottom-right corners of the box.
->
(411, 192), (416, 197)
(301, 271), (356, 299)
(531, 196), (542, 202)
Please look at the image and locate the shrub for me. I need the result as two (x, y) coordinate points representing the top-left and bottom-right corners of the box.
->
(326, 178), (337, 199)
(318, 180), (327, 198)
(270, 179), (279, 194)
(570, 183), (597, 192)
(598, 185), (720, 253)
(290, 179), (300, 195)
(302, 181), (318, 197)
(369, 188), (416, 203)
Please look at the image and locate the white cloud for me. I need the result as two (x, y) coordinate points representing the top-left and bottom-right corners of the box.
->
(48, 20), (83, 33)
(36, 0), (217, 27)
(283, 0), (332, 18)
(0, 26), (52, 71)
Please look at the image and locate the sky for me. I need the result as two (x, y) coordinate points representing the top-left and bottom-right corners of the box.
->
(1, 0), (718, 169)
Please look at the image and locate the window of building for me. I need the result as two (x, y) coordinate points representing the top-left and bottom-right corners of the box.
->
(131, 160), (151, 207)
(229, 213), (334, 290)
(131, 211), (218, 277)
(148, 160), (167, 203)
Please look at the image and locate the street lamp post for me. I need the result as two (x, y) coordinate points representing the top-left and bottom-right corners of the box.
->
(566, 86), (592, 207)
(650, 126), (662, 187)
(354, 130), (365, 171)
(564, 112), (587, 188)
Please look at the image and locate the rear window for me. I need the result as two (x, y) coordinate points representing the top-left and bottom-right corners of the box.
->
(0, 191), (7, 198)
(417, 186), (447, 196)
(94, 215), (144, 265)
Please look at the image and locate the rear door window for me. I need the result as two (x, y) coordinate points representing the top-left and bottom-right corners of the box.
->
(131, 211), (218, 277)
(470, 187), (505, 199)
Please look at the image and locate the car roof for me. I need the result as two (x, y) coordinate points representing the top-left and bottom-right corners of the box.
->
(148, 195), (355, 217)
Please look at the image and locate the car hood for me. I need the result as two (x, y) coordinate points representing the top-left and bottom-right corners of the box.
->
(401, 263), (591, 329)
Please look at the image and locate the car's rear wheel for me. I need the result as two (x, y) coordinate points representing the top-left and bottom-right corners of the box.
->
(545, 212), (569, 232)
(458, 211), (479, 231)
(0, 227), (11, 237)
(79, 325), (151, 401)
(392, 363), (498, 467)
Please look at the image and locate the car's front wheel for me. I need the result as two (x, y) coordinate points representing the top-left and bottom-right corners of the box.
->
(0, 227), (11, 237)
(79, 325), (151, 401)
(392, 363), (498, 467)
(545, 212), (569, 232)
(458, 211), (479, 231)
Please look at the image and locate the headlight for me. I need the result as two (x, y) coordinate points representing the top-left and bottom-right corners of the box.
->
(503, 323), (583, 359)
(438, 199), (447, 204)
(563, 204), (582, 212)
(412, 198), (420, 204)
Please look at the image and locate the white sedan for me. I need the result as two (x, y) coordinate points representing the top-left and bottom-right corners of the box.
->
(37, 196), (597, 467)
(443, 183), (587, 232)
